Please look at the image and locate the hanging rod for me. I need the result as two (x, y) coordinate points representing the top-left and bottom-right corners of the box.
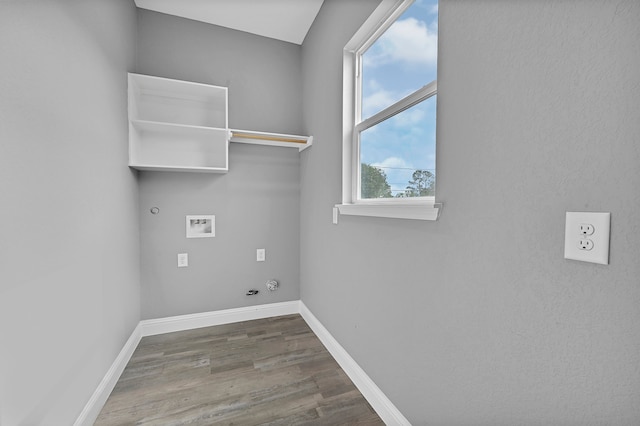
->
(231, 132), (307, 144)
(229, 129), (313, 152)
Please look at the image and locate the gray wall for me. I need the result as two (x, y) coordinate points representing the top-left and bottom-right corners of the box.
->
(136, 10), (302, 319)
(0, 1), (140, 424)
(301, 0), (640, 425)
(136, 9), (304, 135)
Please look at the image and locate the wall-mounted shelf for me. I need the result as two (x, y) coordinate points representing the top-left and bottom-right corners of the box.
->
(128, 73), (229, 173)
(230, 130), (312, 152)
(128, 73), (313, 172)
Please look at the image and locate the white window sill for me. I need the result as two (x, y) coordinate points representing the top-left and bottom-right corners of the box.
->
(336, 202), (442, 221)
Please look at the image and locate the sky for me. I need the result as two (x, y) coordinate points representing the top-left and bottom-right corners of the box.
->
(360, 0), (438, 197)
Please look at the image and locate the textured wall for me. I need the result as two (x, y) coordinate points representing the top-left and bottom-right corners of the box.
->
(138, 144), (301, 319)
(136, 10), (302, 319)
(0, 1), (140, 424)
(136, 9), (304, 135)
(301, 0), (640, 424)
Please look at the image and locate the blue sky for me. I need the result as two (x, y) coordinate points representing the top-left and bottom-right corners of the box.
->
(360, 0), (438, 196)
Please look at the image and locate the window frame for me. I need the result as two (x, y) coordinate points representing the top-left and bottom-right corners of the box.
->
(336, 0), (441, 221)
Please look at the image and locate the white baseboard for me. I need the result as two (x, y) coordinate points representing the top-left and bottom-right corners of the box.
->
(73, 323), (142, 426)
(299, 302), (411, 426)
(76, 300), (409, 426)
(139, 301), (301, 336)
(74, 302), (299, 425)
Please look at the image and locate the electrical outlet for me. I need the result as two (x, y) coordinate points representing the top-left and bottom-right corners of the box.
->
(578, 238), (594, 251)
(564, 212), (610, 265)
(579, 223), (595, 235)
(256, 248), (265, 262)
(177, 253), (188, 268)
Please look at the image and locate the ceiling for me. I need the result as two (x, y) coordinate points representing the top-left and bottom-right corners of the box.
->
(134, 0), (325, 45)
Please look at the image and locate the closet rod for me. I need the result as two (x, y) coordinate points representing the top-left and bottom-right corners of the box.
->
(231, 132), (307, 144)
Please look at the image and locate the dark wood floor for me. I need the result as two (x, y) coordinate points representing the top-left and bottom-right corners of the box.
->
(95, 314), (384, 425)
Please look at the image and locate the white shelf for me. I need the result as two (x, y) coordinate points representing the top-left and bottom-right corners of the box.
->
(129, 120), (228, 172)
(230, 129), (312, 152)
(128, 73), (229, 172)
(129, 74), (227, 128)
(127, 73), (312, 172)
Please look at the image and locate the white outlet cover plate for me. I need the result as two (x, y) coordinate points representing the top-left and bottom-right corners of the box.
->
(564, 212), (610, 265)
(256, 248), (265, 262)
(177, 253), (189, 267)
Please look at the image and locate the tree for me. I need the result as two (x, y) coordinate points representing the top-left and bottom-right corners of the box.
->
(398, 169), (435, 197)
(361, 163), (392, 198)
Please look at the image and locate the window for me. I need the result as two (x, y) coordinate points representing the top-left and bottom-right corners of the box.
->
(338, 0), (441, 220)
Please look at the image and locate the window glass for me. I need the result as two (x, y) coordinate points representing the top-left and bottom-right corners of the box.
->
(361, 0), (438, 120)
(357, 0), (438, 201)
(359, 95), (436, 198)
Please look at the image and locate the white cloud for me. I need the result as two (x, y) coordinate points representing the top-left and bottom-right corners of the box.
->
(362, 86), (398, 118)
(372, 156), (412, 170)
(362, 87), (429, 126)
(362, 79), (426, 120)
(365, 17), (437, 68)
(390, 107), (426, 127)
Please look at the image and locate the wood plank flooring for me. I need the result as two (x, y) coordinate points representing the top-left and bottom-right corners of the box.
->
(95, 314), (384, 425)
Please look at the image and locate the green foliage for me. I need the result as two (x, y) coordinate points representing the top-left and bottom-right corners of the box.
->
(360, 165), (435, 199)
(361, 163), (392, 198)
(397, 169), (435, 197)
